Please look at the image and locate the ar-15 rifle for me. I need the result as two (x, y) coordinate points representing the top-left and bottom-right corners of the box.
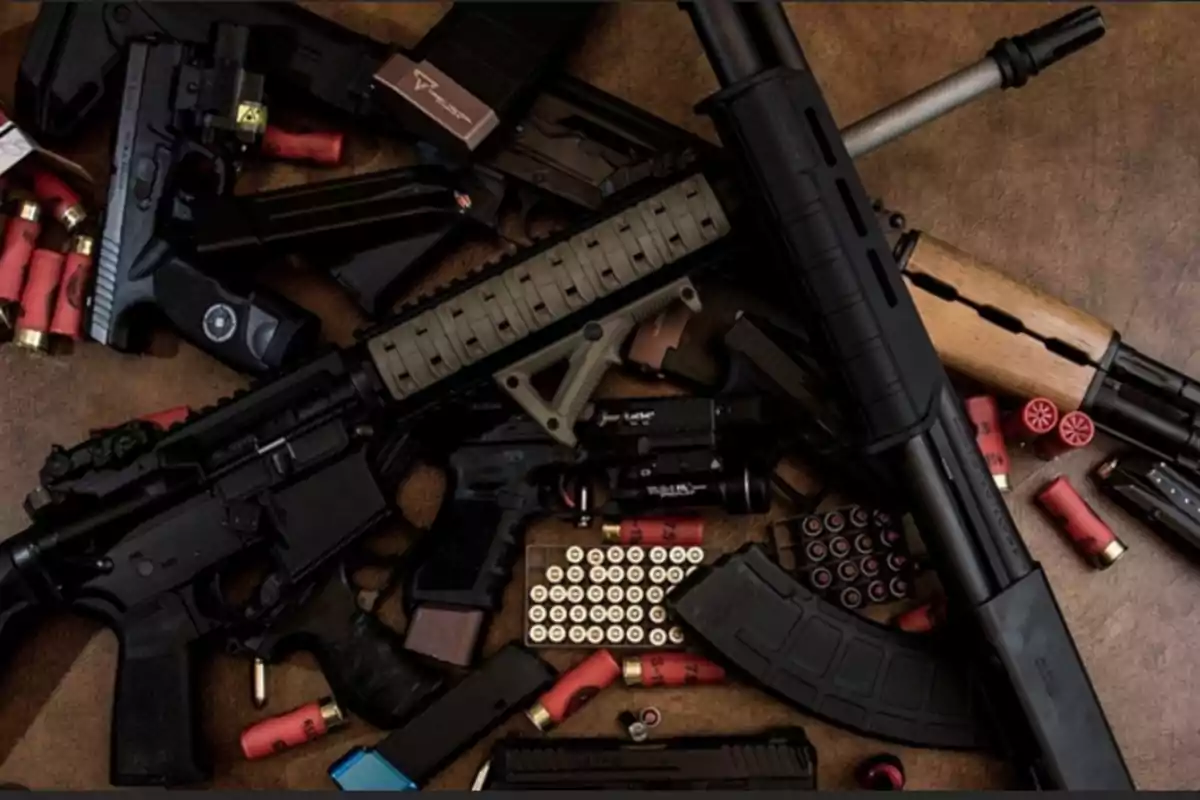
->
(0, 168), (737, 787)
(681, 0), (1130, 789)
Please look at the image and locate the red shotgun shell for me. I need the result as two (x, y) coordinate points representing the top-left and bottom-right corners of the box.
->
(30, 169), (86, 231)
(1036, 476), (1126, 568)
(14, 248), (64, 351)
(965, 395), (1011, 491)
(0, 201), (41, 320)
(527, 649), (621, 731)
(240, 698), (346, 760)
(893, 602), (943, 633)
(49, 234), (94, 340)
(260, 125), (344, 165)
(622, 652), (726, 687)
(602, 518), (703, 546)
(1004, 397), (1060, 441)
(1035, 410), (1096, 460)
(139, 405), (193, 429)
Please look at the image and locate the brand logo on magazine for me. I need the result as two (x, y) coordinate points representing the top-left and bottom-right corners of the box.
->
(412, 69), (472, 125)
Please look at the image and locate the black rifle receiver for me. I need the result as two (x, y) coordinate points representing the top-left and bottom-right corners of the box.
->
(683, 2), (1131, 789)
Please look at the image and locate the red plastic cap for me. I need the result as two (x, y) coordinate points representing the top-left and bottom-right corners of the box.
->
(1022, 397), (1060, 435)
(261, 126), (344, 165)
(1058, 410), (1095, 447)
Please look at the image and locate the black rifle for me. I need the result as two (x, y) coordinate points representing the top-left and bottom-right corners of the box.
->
(0, 167), (737, 787)
(682, 1), (1131, 789)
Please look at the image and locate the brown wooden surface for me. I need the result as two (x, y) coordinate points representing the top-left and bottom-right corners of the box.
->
(2, 2), (1200, 791)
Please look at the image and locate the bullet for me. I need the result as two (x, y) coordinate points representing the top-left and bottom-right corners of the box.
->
(625, 546), (646, 565)
(1036, 476), (1127, 568)
(858, 556), (881, 578)
(0, 201), (40, 330)
(607, 605), (625, 624)
(839, 586), (864, 610)
(1035, 410), (1096, 460)
(566, 545), (585, 564)
(885, 553), (908, 573)
(260, 125), (344, 165)
(625, 625), (645, 645)
(640, 706), (663, 728)
(685, 546), (705, 565)
(549, 585), (567, 604)
(965, 395), (1011, 491)
(848, 505), (871, 529)
(873, 509), (893, 528)
(649, 629), (668, 647)
(546, 565), (565, 583)
(649, 546), (669, 565)
(866, 580), (888, 604)
(602, 517), (704, 546)
(566, 585), (585, 604)
(666, 566), (685, 584)
(252, 658), (268, 709)
(667, 626), (685, 645)
(48, 234), (94, 342)
(529, 606), (547, 624)
(617, 710), (649, 742)
(1004, 396), (1060, 442)
(586, 626), (605, 645)
(828, 536), (851, 559)
(566, 565), (586, 584)
(569, 605), (588, 624)
(626, 605), (645, 624)
(530, 585), (548, 603)
(877, 529), (903, 550)
(853, 532), (874, 555)
(648, 605), (668, 625)
(807, 566), (833, 591)
(888, 577), (910, 600)
(589, 606), (607, 624)
(622, 652), (726, 687)
(648, 566), (668, 584)
(15, 248), (65, 351)
(606, 547), (625, 564)
(836, 560), (860, 583)
(668, 547), (688, 565)
(240, 698), (346, 760)
(548, 624), (567, 644)
(549, 606), (568, 624)
(799, 514), (824, 537)
(803, 540), (829, 564)
(606, 626), (625, 645)
(645, 586), (665, 604)
(569, 625), (587, 644)
(529, 624), (548, 644)
(823, 510), (846, 534)
(626, 585), (644, 605)
(587, 548), (606, 566)
(527, 650), (621, 731)
(626, 565), (646, 584)
(586, 585), (605, 604)
(607, 565), (625, 584)
(30, 169), (86, 231)
(589, 565), (608, 584)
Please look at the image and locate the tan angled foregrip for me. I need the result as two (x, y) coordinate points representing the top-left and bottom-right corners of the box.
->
(902, 233), (1117, 411)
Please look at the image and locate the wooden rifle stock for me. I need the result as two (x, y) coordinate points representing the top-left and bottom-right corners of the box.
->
(899, 231), (1117, 410)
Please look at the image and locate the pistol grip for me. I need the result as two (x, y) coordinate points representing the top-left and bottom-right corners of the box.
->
(267, 575), (445, 731)
(110, 597), (207, 786)
(407, 496), (533, 612)
(155, 256), (319, 374)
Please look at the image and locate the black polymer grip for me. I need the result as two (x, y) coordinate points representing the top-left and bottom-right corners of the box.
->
(484, 728), (818, 790)
(263, 575), (444, 731)
(697, 63), (944, 451)
(669, 545), (991, 750)
(372, 644), (556, 785)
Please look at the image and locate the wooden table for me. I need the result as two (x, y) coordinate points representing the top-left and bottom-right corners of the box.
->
(0, 2), (1197, 790)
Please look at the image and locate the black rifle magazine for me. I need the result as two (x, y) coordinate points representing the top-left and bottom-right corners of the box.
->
(483, 728), (817, 790)
(669, 544), (992, 750)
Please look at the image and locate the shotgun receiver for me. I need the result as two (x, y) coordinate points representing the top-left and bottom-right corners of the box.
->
(684, 1), (1131, 789)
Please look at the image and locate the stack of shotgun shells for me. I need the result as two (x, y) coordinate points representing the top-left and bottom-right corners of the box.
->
(769, 505), (915, 610)
(0, 167), (94, 352)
